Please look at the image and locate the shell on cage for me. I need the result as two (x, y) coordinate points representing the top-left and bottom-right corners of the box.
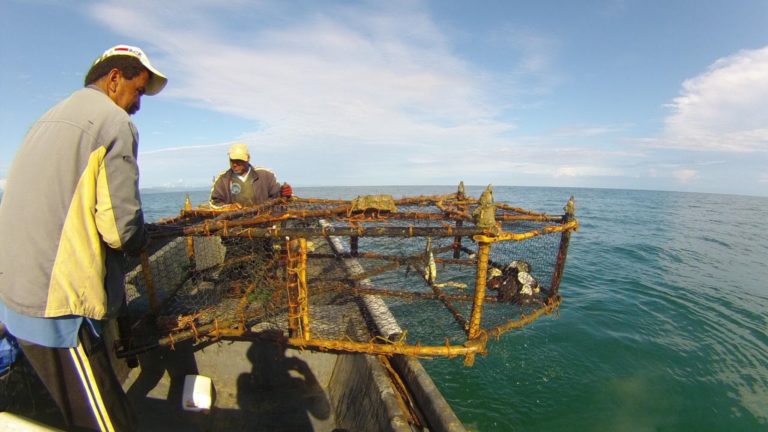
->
(350, 194), (397, 213)
(487, 260), (541, 305)
(506, 260), (531, 274)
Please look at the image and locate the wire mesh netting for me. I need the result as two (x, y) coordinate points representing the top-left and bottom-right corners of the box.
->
(119, 185), (578, 366)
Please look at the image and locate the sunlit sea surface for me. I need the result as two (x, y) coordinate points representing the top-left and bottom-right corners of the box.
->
(143, 186), (768, 431)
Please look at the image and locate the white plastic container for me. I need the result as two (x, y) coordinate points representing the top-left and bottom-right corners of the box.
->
(182, 374), (213, 412)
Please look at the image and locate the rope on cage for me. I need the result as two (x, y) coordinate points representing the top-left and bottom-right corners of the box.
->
(443, 338), (459, 359)
(167, 332), (176, 350)
(213, 318), (221, 340)
(190, 321), (200, 344)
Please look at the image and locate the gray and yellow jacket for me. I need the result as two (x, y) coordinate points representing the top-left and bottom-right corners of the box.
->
(209, 166), (281, 207)
(0, 86), (147, 320)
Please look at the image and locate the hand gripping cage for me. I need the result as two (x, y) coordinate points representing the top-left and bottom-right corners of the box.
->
(118, 183), (578, 366)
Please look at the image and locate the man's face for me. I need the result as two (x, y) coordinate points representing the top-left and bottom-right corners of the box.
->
(230, 159), (249, 175)
(114, 70), (150, 115)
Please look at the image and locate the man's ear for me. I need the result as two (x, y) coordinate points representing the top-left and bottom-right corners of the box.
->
(106, 68), (121, 94)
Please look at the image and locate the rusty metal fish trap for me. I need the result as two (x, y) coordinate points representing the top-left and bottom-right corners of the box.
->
(118, 183), (578, 366)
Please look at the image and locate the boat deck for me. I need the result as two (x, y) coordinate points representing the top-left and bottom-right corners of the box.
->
(0, 232), (466, 431)
(125, 338), (343, 431)
(0, 303), (409, 432)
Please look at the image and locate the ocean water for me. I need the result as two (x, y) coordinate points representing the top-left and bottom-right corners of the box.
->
(142, 186), (768, 431)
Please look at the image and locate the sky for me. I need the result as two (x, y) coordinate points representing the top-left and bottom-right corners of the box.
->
(1, 0), (767, 197)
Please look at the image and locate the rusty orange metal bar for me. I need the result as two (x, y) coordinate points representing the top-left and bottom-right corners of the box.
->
(140, 318), (488, 362)
(486, 296), (561, 338)
(285, 336), (486, 359)
(550, 196), (577, 295)
(285, 237), (311, 340)
(140, 251), (159, 314)
(473, 219), (579, 243)
(298, 237), (310, 340)
(286, 238), (300, 337)
(464, 240), (491, 366)
(184, 194), (196, 266)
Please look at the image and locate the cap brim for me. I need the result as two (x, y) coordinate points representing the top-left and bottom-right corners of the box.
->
(143, 64), (167, 96)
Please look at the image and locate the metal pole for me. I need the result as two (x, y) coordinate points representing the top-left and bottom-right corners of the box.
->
(140, 251), (159, 314)
(298, 237), (310, 340)
(452, 220), (463, 259)
(550, 196), (576, 296)
(464, 241), (491, 366)
(184, 194), (196, 268)
(286, 238), (300, 337)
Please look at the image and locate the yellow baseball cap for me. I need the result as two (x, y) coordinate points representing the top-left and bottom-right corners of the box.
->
(228, 143), (250, 161)
(94, 45), (168, 95)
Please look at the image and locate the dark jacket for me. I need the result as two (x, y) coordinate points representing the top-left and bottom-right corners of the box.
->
(209, 165), (281, 207)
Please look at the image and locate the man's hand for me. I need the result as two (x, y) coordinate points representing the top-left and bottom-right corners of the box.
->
(281, 183), (293, 198)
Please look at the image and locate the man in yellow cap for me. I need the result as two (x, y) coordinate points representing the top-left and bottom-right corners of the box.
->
(0, 44), (167, 431)
(209, 143), (293, 207)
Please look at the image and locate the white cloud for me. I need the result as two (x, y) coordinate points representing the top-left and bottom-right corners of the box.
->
(85, 1), (538, 185)
(555, 166), (624, 177)
(551, 125), (631, 138)
(663, 46), (768, 152)
(672, 169), (698, 183)
(83, 1), (663, 189)
(89, 1), (499, 133)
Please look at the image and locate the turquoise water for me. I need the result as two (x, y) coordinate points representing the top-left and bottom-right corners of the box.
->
(143, 186), (768, 431)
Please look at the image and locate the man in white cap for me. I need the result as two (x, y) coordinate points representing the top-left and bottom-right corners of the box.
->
(210, 143), (293, 207)
(0, 44), (167, 431)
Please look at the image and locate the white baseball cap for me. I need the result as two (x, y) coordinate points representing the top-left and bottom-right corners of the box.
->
(94, 45), (168, 95)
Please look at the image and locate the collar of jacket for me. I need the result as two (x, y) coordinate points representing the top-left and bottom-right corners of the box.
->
(229, 166), (259, 182)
